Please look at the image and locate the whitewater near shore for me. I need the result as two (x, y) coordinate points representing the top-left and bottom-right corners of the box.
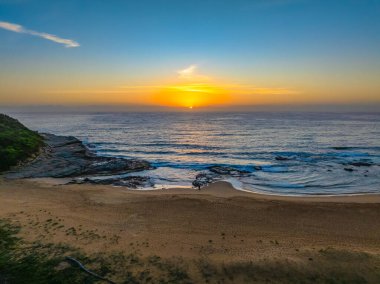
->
(8, 111), (380, 196)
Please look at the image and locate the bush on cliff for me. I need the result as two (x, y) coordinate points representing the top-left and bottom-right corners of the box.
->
(0, 114), (43, 171)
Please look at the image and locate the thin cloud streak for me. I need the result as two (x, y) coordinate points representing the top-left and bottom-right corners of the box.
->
(0, 21), (79, 47)
(177, 65), (197, 79)
(177, 65), (210, 81)
(0, 21), (22, 32)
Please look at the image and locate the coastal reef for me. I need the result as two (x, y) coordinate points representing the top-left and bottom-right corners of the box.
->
(0, 113), (153, 190)
(5, 133), (152, 179)
(192, 166), (250, 188)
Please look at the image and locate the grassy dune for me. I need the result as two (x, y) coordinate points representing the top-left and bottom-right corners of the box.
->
(1, 218), (379, 283)
(0, 114), (43, 171)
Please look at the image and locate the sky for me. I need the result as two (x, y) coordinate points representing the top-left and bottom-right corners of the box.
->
(0, 0), (380, 110)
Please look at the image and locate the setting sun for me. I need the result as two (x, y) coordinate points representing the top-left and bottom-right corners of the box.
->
(151, 83), (231, 108)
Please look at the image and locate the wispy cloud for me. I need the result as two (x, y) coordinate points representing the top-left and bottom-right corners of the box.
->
(177, 65), (197, 79)
(177, 65), (209, 81)
(0, 21), (79, 47)
(0, 21), (23, 32)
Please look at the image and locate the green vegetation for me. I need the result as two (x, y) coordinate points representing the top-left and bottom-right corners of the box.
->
(196, 253), (380, 283)
(0, 220), (96, 283)
(0, 219), (192, 284)
(1, 218), (380, 283)
(0, 114), (43, 171)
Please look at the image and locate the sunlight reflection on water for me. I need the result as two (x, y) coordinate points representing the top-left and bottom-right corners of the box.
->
(8, 111), (380, 195)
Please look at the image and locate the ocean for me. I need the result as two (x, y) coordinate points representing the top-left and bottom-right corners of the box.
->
(7, 111), (380, 195)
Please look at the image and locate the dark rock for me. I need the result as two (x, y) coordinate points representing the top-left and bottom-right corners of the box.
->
(193, 165), (250, 189)
(72, 176), (153, 188)
(86, 143), (97, 149)
(332, 147), (352, 150)
(83, 158), (151, 175)
(208, 166), (250, 176)
(349, 162), (372, 167)
(192, 172), (215, 188)
(275, 156), (290, 161)
(344, 168), (354, 172)
(5, 133), (153, 179)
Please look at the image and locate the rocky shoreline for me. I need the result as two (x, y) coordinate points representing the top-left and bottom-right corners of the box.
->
(4, 132), (253, 189)
(5, 133), (154, 187)
(3, 131), (377, 192)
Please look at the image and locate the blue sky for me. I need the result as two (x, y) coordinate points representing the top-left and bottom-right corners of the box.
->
(0, 0), (380, 107)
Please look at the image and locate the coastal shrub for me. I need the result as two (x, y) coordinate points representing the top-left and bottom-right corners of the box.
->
(0, 114), (44, 171)
(0, 220), (100, 283)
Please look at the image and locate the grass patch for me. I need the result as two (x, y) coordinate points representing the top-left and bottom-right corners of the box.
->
(0, 114), (44, 172)
(1, 218), (380, 283)
(0, 220), (96, 283)
(196, 251), (380, 283)
(0, 220), (192, 283)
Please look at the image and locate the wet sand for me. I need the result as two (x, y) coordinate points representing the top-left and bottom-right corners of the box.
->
(1, 178), (380, 282)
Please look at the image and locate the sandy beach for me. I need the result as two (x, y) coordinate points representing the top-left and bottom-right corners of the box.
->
(1, 177), (380, 282)
(2, 0), (380, 281)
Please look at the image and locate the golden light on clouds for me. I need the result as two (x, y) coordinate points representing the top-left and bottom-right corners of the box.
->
(151, 65), (231, 107)
(176, 65), (209, 81)
(149, 65), (297, 108)
(7, 65), (298, 106)
(151, 83), (231, 108)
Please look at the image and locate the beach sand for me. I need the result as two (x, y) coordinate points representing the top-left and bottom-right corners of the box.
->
(1, 178), (380, 282)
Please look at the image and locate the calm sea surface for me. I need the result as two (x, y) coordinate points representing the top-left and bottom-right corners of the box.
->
(7, 111), (380, 195)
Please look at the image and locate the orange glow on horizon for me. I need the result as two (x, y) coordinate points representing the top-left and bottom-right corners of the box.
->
(150, 83), (231, 108)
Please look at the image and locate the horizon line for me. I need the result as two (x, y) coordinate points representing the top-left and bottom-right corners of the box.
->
(1, 103), (380, 113)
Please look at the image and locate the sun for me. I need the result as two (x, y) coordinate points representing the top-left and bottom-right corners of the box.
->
(151, 83), (230, 108)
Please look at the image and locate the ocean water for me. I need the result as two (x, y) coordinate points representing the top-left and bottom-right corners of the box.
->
(7, 111), (380, 196)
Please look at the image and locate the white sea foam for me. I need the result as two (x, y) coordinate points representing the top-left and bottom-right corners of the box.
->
(9, 111), (380, 196)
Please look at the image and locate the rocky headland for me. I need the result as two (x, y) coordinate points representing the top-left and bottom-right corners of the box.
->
(4, 133), (153, 187)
